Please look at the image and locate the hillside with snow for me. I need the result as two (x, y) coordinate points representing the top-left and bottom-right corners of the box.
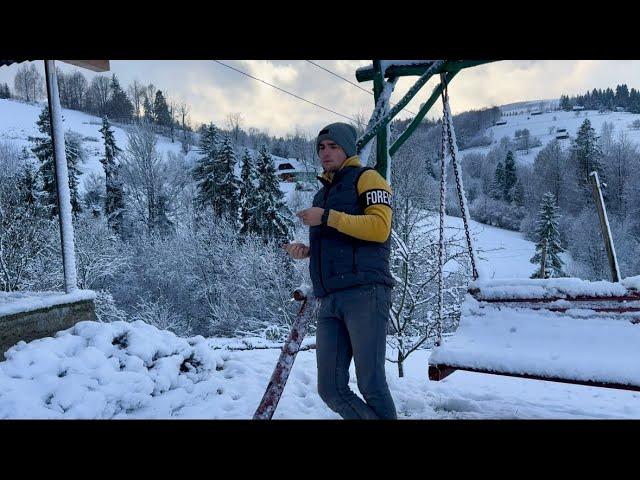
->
(0, 98), (303, 196)
(463, 101), (640, 165)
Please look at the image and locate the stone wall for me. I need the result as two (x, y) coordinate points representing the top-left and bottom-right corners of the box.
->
(1, 300), (96, 358)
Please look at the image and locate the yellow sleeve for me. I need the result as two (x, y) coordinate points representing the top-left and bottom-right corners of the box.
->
(326, 169), (392, 243)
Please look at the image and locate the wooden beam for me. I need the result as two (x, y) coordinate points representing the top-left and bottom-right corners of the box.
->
(60, 60), (110, 72)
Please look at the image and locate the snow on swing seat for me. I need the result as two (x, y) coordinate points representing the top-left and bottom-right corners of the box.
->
(428, 276), (640, 391)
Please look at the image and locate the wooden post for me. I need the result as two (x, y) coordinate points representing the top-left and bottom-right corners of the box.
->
(589, 171), (620, 282)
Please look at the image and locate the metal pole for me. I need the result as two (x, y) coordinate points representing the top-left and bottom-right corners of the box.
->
(44, 60), (78, 293)
(372, 60), (389, 180)
(589, 171), (620, 282)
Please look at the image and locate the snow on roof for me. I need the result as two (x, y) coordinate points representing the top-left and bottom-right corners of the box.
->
(429, 295), (640, 387)
(0, 290), (97, 318)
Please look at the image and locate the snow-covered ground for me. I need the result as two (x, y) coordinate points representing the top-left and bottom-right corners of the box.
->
(1, 319), (638, 419)
(0, 216), (635, 419)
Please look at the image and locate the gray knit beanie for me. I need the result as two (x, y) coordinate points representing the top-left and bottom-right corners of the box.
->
(316, 122), (358, 158)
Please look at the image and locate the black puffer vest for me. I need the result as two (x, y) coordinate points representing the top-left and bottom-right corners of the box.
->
(309, 166), (395, 298)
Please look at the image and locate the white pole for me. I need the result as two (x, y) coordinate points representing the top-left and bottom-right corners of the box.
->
(44, 60), (78, 293)
(589, 171), (621, 282)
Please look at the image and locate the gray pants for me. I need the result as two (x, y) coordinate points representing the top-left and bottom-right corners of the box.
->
(315, 284), (397, 420)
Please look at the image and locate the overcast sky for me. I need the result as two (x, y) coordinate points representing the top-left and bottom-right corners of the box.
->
(1, 60), (639, 137)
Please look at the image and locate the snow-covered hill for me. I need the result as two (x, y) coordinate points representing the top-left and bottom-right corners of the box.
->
(462, 103), (640, 165)
(0, 98), (304, 196)
(0, 98), (202, 193)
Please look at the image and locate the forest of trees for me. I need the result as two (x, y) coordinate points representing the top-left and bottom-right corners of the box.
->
(559, 84), (640, 113)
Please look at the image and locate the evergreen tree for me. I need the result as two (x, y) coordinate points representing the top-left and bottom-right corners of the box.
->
(530, 192), (565, 278)
(615, 84), (629, 109)
(142, 95), (154, 124)
(214, 135), (242, 222)
(629, 88), (640, 114)
(18, 157), (45, 211)
(106, 75), (134, 123)
(153, 90), (171, 127)
(29, 106), (82, 216)
(99, 116), (125, 233)
(0, 82), (10, 99)
(560, 95), (572, 111)
(491, 161), (505, 200)
(253, 145), (294, 243)
(513, 180), (525, 207)
(503, 150), (517, 202)
(193, 123), (222, 212)
(239, 148), (261, 235)
(572, 118), (604, 189)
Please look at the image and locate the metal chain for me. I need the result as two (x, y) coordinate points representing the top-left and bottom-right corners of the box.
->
(440, 74), (479, 280)
(436, 75), (448, 348)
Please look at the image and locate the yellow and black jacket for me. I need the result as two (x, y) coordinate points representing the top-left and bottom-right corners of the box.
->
(309, 155), (395, 297)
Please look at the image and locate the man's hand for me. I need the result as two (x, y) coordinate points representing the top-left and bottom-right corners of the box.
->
(283, 242), (310, 260)
(296, 207), (325, 226)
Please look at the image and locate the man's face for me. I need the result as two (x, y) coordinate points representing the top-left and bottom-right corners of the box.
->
(318, 140), (348, 173)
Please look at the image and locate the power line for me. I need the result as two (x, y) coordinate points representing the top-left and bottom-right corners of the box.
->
(305, 60), (418, 116)
(212, 60), (365, 126)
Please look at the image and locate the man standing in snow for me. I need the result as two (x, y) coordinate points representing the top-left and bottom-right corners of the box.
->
(283, 122), (397, 420)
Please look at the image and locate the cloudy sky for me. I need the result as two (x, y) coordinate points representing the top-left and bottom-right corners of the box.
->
(1, 60), (639, 137)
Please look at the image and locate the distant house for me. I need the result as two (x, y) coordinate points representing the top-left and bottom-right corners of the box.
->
(615, 106), (625, 112)
(572, 105), (585, 111)
(494, 120), (507, 126)
(556, 133), (569, 139)
(530, 111), (543, 116)
(556, 127), (567, 133)
(273, 158), (319, 183)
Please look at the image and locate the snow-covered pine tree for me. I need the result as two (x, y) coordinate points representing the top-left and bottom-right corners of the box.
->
(106, 75), (134, 123)
(142, 95), (154, 125)
(192, 123), (224, 215)
(214, 135), (242, 223)
(153, 90), (171, 127)
(254, 144), (294, 243)
(503, 150), (517, 202)
(99, 116), (125, 234)
(29, 105), (82, 216)
(572, 118), (604, 190)
(0, 82), (10, 99)
(530, 192), (565, 279)
(491, 161), (505, 200)
(239, 148), (260, 235)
